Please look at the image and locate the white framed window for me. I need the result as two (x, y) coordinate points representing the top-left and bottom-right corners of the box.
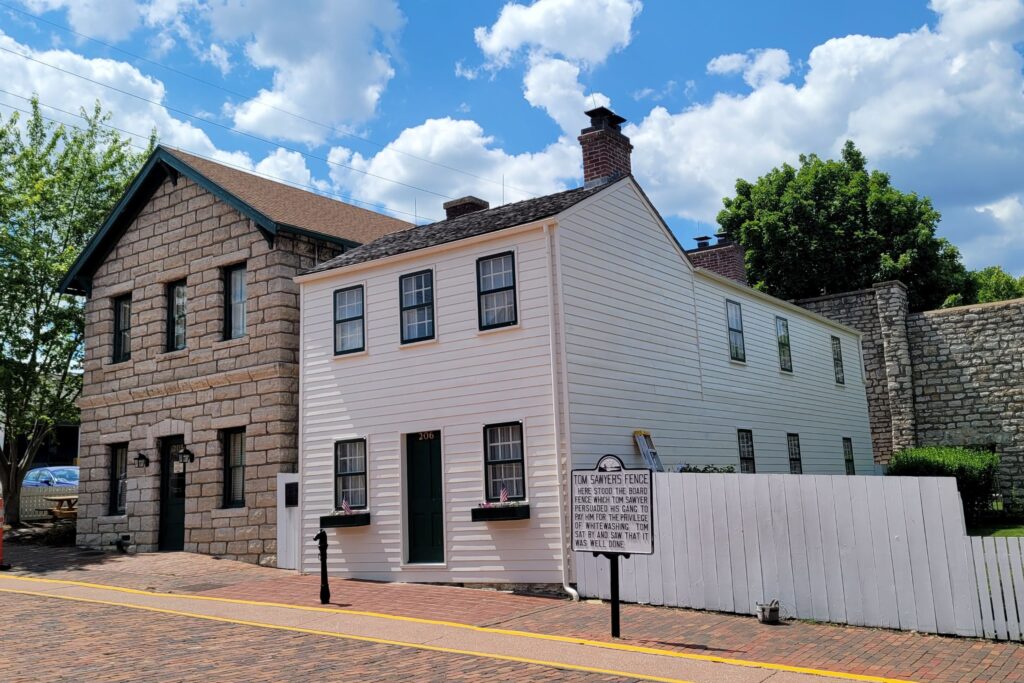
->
(335, 439), (368, 509)
(334, 285), (365, 354)
(399, 270), (434, 343)
(831, 336), (845, 384)
(776, 317), (792, 372)
(484, 423), (525, 501)
(787, 433), (802, 474)
(737, 429), (756, 473)
(224, 263), (247, 340)
(477, 252), (517, 330)
(726, 300), (745, 362)
(843, 437), (856, 475)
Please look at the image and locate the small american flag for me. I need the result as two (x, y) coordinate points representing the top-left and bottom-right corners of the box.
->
(341, 498), (351, 514)
(499, 486), (509, 503)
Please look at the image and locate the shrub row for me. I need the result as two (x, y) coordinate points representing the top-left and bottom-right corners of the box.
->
(887, 446), (999, 517)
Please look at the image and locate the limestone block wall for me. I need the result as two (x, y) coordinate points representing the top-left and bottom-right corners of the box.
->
(798, 282), (1024, 488)
(907, 300), (1024, 489)
(76, 175), (339, 565)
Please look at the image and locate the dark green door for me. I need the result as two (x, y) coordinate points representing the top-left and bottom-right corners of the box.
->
(407, 431), (443, 563)
(159, 436), (186, 551)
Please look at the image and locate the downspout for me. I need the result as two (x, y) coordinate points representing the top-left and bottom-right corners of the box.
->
(544, 222), (579, 601)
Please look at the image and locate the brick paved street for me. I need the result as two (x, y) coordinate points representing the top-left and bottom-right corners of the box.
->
(7, 545), (1024, 682)
(0, 592), (634, 683)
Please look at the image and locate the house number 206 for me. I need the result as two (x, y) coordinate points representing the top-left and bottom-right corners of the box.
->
(418, 432), (435, 440)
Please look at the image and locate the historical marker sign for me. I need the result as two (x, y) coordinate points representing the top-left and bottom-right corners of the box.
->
(572, 454), (654, 555)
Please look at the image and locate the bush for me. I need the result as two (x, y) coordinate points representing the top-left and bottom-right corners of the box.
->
(677, 463), (736, 473)
(887, 446), (999, 518)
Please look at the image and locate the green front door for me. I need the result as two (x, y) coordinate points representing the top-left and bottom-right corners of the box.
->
(159, 436), (186, 551)
(406, 431), (444, 563)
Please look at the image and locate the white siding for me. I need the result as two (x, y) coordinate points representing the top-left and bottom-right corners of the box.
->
(556, 179), (873, 475)
(298, 228), (563, 583)
(694, 274), (874, 474)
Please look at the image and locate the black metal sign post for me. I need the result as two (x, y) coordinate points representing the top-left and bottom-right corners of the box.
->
(572, 454), (654, 640)
(595, 551), (630, 637)
(313, 528), (330, 605)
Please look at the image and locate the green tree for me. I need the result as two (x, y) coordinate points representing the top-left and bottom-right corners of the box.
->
(0, 98), (150, 525)
(717, 141), (970, 310)
(970, 266), (1024, 304)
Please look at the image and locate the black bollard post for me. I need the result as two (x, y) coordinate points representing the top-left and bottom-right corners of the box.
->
(314, 528), (330, 605)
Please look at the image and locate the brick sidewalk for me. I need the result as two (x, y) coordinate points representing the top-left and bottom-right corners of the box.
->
(0, 592), (630, 683)
(9, 545), (1024, 682)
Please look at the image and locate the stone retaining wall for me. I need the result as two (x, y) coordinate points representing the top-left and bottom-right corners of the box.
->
(797, 284), (1024, 488)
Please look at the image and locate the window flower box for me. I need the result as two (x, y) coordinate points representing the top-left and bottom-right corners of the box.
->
(320, 511), (371, 528)
(471, 503), (530, 522)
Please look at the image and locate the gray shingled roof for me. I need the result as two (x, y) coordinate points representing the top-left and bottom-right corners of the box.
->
(303, 183), (609, 275)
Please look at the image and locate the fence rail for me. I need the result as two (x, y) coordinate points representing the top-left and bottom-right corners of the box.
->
(576, 472), (1000, 639)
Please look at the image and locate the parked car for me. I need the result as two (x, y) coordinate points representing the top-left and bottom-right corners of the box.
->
(22, 466), (79, 488)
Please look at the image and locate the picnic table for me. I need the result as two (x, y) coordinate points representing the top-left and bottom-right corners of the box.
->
(42, 495), (78, 521)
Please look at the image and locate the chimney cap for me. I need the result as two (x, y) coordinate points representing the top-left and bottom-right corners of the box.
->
(584, 106), (627, 132)
(694, 235), (712, 248)
(442, 195), (490, 220)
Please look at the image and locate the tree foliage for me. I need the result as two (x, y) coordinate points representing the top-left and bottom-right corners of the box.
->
(0, 98), (151, 524)
(717, 141), (970, 311)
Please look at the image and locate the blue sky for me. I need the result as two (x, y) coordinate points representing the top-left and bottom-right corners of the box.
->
(1, 0), (1023, 275)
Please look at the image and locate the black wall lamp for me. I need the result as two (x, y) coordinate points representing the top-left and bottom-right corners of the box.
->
(134, 452), (150, 469)
(177, 447), (195, 465)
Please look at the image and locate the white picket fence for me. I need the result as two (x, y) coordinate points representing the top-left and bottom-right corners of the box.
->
(575, 473), (1020, 640)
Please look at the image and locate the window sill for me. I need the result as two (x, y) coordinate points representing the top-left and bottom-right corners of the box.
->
(211, 506), (248, 519)
(159, 348), (189, 359)
(320, 511), (371, 528)
(97, 514), (127, 523)
(333, 349), (368, 360)
(728, 359), (747, 366)
(477, 322), (520, 336)
(398, 337), (438, 349)
(400, 561), (448, 570)
(213, 336), (248, 350)
(471, 504), (530, 522)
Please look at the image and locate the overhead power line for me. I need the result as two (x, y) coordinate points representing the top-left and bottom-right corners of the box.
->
(0, 0), (538, 200)
(0, 91), (443, 223)
(0, 44), (476, 203)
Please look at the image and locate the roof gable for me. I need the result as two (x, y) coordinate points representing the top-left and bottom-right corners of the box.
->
(59, 146), (411, 295)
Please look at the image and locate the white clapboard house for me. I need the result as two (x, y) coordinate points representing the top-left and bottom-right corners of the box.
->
(295, 108), (873, 586)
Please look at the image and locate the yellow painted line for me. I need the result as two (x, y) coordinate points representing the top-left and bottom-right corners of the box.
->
(0, 587), (692, 683)
(0, 574), (915, 683)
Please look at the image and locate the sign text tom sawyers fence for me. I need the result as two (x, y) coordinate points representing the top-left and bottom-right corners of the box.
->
(571, 454), (654, 638)
(571, 455), (654, 555)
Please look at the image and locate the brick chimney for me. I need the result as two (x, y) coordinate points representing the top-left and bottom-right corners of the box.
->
(686, 232), (748, 285)
(578, 107), (632, 188)
(443, 196), (489, 220)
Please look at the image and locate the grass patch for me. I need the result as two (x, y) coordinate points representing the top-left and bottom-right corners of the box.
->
(968, 522), (1024, 537)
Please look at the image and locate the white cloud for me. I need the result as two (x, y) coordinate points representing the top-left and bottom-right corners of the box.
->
(207, 0), (404, 144)
(253, 148), (321, 189)
(707, 48), (791, 88)
(523, 56), (610, 134)
(964, 195), (1024, 274)
(327, 118), (581, 222)
(203, 43), (231, 75)
(0, 30), (254, 168)
(474, 0), (641, 68)
(22, 0), (140, 42)
(627, 0), (1024, 274)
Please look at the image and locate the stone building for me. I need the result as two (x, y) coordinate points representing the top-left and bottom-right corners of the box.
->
(60, 146), (409, 565)
(797, 283), (1024, 488)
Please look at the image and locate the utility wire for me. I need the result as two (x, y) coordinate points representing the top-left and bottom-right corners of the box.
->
(0, 0), (538, 200)
(0, 44), (465, 201)
(0, 91), (442, 223)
